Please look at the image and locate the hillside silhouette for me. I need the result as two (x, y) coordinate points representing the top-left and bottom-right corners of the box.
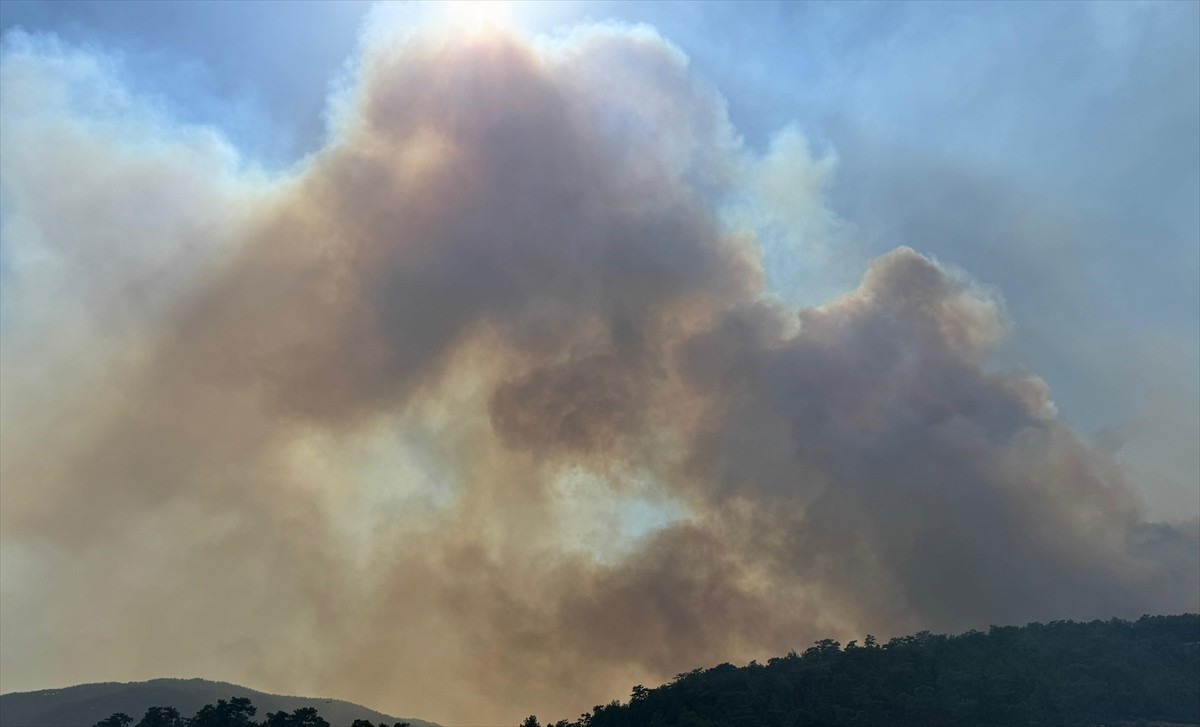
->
(0, 679), (436, 727)
(525, 614), (1200, 727)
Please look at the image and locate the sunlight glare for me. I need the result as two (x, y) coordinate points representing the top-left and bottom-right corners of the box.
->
(441, 0), (514, 32)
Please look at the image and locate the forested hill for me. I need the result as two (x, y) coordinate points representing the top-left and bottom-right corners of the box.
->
(537, 614), (1200, 727)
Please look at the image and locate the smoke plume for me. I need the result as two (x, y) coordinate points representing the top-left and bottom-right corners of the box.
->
(1, 21), (1196, 725)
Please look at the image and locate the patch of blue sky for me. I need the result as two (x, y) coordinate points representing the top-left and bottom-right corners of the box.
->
(0, 0), (372, 170)
(553, 467), (688, 565)
(614, 494), (687, 546)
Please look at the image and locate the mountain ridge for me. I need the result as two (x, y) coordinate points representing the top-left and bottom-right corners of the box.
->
(0, 678), (438, 727)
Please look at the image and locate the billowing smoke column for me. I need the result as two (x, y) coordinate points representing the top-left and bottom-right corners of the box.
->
(1, 20), (1196, 725)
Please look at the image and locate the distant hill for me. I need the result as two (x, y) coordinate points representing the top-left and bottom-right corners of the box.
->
(547, 614), (1200, 727)
(0, 678), (438, 727)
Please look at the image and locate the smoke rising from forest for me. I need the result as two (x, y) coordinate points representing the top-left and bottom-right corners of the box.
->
(1, 21), (1196, 725)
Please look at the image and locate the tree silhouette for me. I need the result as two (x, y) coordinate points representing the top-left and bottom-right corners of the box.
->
(189, 697), (257, 727)
(96, 701), (414, 727)
(94, 714), (133, 727)
(136, 707), (183, 727)
(261, 707), (329, 727)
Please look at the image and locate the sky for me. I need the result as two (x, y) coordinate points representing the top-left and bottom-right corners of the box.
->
(0, 1), (1197, 725)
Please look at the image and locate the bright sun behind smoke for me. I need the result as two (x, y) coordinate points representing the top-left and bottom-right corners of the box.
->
(441, 0), (514, 31)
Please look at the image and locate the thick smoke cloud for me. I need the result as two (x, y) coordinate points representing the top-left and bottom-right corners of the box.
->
(1, 21), (1196, 725)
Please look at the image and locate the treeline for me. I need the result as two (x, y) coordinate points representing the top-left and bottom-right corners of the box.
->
(93, 698), (411, 727)
(522, 614), (1200, 727)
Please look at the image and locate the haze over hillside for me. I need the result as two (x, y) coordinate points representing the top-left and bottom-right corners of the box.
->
(0, 679), (437, 727)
